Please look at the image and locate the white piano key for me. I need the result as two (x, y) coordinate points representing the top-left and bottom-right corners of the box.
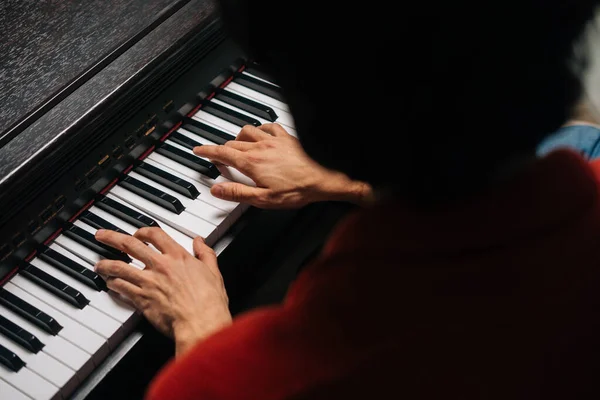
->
(241, 70), (280, 86)
(29, 258), (135, 325)
(165, 139), (256, 188)
(0, 334), (77, 393)
(54, 234), (103, 266)
(109, 184), (218, 243)
(87, 206), (139, 235)
(142, 157), (238, 213)
(128, 171), (228, 229)
(193, 111), (241, 135)
(226, 81), (290, 112)
(147, 152), (228, 188)
(103, 195), (195, 255)
(210, 98), (296, 135)
(0, 296), (94, 376)
(0, 378), (30, 400)
(3, 283), (107, 367)
(0, 363), (59, 400)
(9, 274), (123, 342)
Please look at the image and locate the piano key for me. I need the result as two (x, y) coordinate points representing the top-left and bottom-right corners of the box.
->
(166, 136), (257, 188)
(3, 283), (107, 367)
(120, 175), (185, 214)
(181, 117), (235, 145)
(19, 263), (89, 310)
(0, 378), (30, 400)
(210, 98), (297, 136)
(155, 142), (220, 179)
(222, 84), (295, 128)
(0, 361), (59, 400)
(142, 158), (238, 213)
(64, 222), (131, 263)
(128, 171), (228, 229)
(99, 201), (195, 255)
(215, 88), (278, 121)
(38, 245), (107, 292)
(0, 289), (62, 335)
(9, 274), (123, 341)
(109, 184), (217, 241)
(226, 81), (289, 112)
(234, 72), (285, 102)
(136, 161), (199, 199)
(87, 206), (138, 235)
(243, 63), (277, 85)
(147, 152), (227, 189)
(193, 110), (242, 135)
(96, 194), (159, 229)
(202, 101), (261, 128)
(0, 334), (77, 394)
(29, 257), (135, 325)
(0, 343), (25, 372)
(0, 301), (93, 375)
(169, 131), (202, 151)
(0, 314), (44, 353)
(79, 210), (130, 235)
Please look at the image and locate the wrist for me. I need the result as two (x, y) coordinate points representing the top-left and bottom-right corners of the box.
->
(316, 171), (375, 206)
(173, 313), (232, 356)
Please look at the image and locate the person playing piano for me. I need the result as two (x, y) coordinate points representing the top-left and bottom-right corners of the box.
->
(94, 0), (600, 398)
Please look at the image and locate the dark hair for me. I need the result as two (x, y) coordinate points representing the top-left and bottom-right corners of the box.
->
(218, 0), (599, 205)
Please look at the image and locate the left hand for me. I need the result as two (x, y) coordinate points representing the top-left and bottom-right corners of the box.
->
(94, 227), (232, 356)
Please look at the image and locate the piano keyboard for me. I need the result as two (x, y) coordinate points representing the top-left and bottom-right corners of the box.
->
(0, 63), (294, 400)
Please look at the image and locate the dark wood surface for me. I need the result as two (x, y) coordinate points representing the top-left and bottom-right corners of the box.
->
(0, 0), (183, 135)
(0, 0), (220, 184)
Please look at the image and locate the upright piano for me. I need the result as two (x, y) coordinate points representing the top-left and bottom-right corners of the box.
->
(0, 1), (353, 398)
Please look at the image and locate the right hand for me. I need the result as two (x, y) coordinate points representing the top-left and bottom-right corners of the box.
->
(193, 123), (373, 209)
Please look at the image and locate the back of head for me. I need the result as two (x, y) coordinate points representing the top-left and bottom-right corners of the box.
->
(217, 0), (600, 205)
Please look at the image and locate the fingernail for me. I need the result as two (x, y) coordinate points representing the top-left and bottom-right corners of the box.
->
(94, 262), (100, 271)
(96, 229), (106, 236)
(212, 185), (223, 197)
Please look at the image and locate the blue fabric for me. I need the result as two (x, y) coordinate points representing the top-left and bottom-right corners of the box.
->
(537, 124), (600, 160)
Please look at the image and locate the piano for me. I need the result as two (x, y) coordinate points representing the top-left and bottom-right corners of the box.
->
(0, 1), (354, 399)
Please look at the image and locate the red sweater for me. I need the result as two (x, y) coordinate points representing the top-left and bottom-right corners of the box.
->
(146, 150), (600, 399)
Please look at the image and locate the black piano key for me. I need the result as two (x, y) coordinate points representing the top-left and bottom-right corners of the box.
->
(0, 314), (44, 353)
(120, 176), (185, 214)
(215, 88), (278, 121)
(19, 263), (90, 310)
(0, 343), (25, 372)
(63, 223), (132, 263)
(182, 117), (235, 145)
(234, 72), (285, 102)
(136, 161), (199, 199)
(156, 143), (220, 179)
(203, 101), (261, 128)
(245, 62), (277, 84)
(170, 131), (202, 150)
(0, 289), (62, 335)
(96, 194), (159, 229)
(39, 245), (108, 292)
(80, 211), (129, 236)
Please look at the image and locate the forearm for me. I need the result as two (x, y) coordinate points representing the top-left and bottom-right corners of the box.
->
(315, 171), (375, 206)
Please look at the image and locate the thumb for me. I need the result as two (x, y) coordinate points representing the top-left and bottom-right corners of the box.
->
(211, 182), (270, 206)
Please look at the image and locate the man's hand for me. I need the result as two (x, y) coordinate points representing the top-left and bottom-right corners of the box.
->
(194, 123), (373, 209)
(94, 228), (232, 356)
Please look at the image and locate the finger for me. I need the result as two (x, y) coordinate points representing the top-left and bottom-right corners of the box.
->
(105, 277), (144, 306)
(211, 182), (270, 205)
(223, 140), (255, 151)
(193, 145), (250, 173)
(95, 259), (146, 286)
(96, 229), (158, 267)
(134, 227), (181, 255)
(193, 236), (221, 278)
(236, 125), (271, 142)
(258, 123), (289, 137)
